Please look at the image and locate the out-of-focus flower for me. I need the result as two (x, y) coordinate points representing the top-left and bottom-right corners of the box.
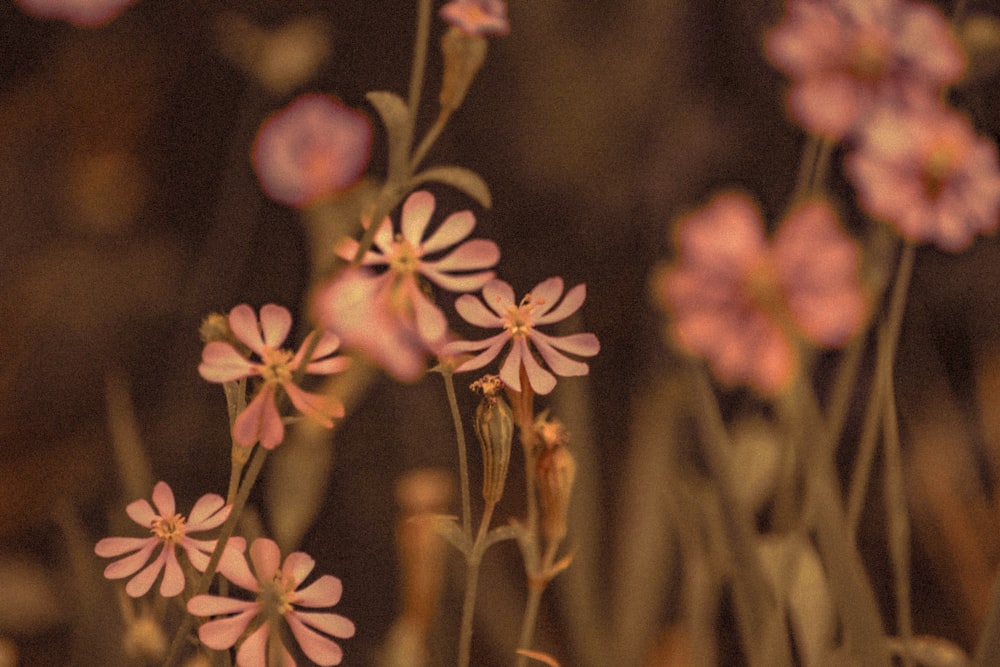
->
(252, 94), (372, 208)
(655, 192), (867, 394)
(316, 191), (498, 382)
(442, 277), (601, 395)
(187, 538), (355, 667)
(766, 0), (964, 139)
(846, 103), (1000, 251)
(536, 443), (576, 547)
(199, 304), (350, 449)
(440, 0), (510, 37)
(14, 0), (136, 27)
(94, 482), (231, 598)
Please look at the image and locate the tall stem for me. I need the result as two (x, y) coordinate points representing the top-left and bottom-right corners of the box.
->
(457, 501), (496, 667)
(443, 371), (472, 541)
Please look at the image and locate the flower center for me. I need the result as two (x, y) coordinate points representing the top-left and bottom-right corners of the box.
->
(389, 235), (421, 275)
(259, 572), (295, 617)
(922, 145), (955, 201)
(259, 347), (295, 384)
(151, 514), (186, 544)
(503, 293), (541, 338)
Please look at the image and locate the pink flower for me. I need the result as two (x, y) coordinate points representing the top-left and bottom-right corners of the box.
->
(765, 0), (964, 139)
(199, 304), (350, 449)
(441, 277), (600, 395)
(94, 481), (231, 598)
(187, 538), (355, 667)
(315, 190), (499, 381)
(14, 0), (136, 27)
(252, 94), (372, 208)
(656, 192), (867, 394)
(440, 0), (510, 36)
(846, 103), (1000, 251)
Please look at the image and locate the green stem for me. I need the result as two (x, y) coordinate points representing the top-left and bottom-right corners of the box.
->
(847, 242), (915, 534)
(410, 110), (452, 173)
(406, 0), (433, 152)
(882, 372), (913, 667)
(162, 445), (269, 667)
(457, 500), (496, 667)
(515, 586), (545, 667)
(443, 371), (472, 541)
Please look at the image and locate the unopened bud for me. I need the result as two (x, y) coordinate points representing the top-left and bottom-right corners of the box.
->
(439, 27), (488, 113)
(537, 445), (576, 547)
(472, 376), (513, 505)
(199, 312), (232, 344)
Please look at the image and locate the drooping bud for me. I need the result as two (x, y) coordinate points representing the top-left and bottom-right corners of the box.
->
(472, 375), (514, 505)
(439, 27), (488, 113)
(536, 444), (576, 547)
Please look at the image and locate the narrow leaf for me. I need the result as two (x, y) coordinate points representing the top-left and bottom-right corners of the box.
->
(409, 165), (492, 208)
(365, 90), (410, 176)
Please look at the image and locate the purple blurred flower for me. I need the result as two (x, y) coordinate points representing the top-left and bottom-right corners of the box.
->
(766, 0), (964, 139)
(252, 94), (372, 208)
(15, 0), (136, 27)
(846, 103), (1000, 251)
(440, 0), (510, 36)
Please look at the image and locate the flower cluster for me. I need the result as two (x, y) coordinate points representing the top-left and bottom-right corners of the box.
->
(655, 192), (868, 394)
(95, 482), (231, 598)
(768, 0), (1000, 251)
(199, 304), (350, 449)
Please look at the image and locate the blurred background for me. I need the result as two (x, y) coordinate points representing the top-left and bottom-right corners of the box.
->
(4, 0), (1000, 665)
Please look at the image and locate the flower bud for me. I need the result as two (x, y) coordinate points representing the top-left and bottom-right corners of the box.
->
(472, 377), (514, 505)
(199, 312), (232, 344)
(537, 445), (576, 547)
(439, 27), (488, 113)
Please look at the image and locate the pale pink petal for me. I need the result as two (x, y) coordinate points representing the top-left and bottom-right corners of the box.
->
(421, 209), (476, 254)
(423, 239), (499, 274)
(498, 337), (526, 391)
(249, 538), (282, 583)
(125, 547), (168, 598)
(217, 543), (260, 592)
(534, 283), (586, 325)
(292, 611), (356, 639)
(102, 539), (157, 579)
(448, 333), (510, 373)
(520, 341), (557, 395)
(306, 331), (343, 362)
(180, 540), (212, 572)
(125, 498), (156, 528)
(407, 280), (448, 344)
(284, 382), (342, 427)
(306, 355), (351, 375)
(440, 0), (510, 36)
(282, 552), (317, 587)
(286, 613), (348, 665)
(294, 575), (343, 607)
(229, 304), (266, 354)
(401, 190), (436, 245)
(186, 493), (229, 531)
(199, 342), (257, 383)
(188, 594), (257, 617)
(422, 268), (496, 292)
(533, 331), (600, 358)
(334, 237), (386, 266)
(95, 536), (152, 559)
(527, 278), (565, 318)
(454, 293), (504, 328)
(259, 304), (293, 348)
(236, 622), (271, 667)
(193, 603), (258, 650)
(159, 546), (186, 597)
(233, 385), (284, 449)
(482, 279), (516, 316)
(529, 335), (591, 378)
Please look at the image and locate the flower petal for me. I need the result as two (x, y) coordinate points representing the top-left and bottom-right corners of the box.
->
(236, 622), (271, 667)
(101, 539), (157, 579)
(401, 190), (436, 245)
(421, 209), (475, 254)
(125, 498), (156, 528)
(188, 594), (257, 617)
(187, 493), (230, 532)
(287, 613), (349, 665)
(306, 355), (352, 375)
(294, 574), (342, 607)
(217, 542), (259, 592)
(249, 538), (282, 583)
(449, 333), (510, 373)
(422, 268), (495, 293)
(282, 551), (316, 588)
(229, 304), (266, 354)
(481, 279), (516, 316)
(454, 293), (504, 328)
(259, 304), (293, 348)
(534, 283), (586, 325)
(284, 382), (342, 427)
(95, 536), (152, 558)
(125, 547), (168, 598)
(531, 330), (600, 358)
(233, 385), (284, 449)
(424, 238), (499, 274)
(199, 342), (257, 383)
(193, 603), (258, 651)
(527, 277), (565, 319)
(520, 340), (557, 395)
(529, 334), (591, 378)
(159, 546), (186, 597)
(498, 337), (526, 391)
(292, 610), (356, 639)
(408, 280), (448, 344)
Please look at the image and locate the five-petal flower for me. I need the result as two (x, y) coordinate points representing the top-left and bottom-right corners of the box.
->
(94, 481), (231, 598)
(441, 277), (600, 395)
(199, 304), (350, 449)
(187, 538), (355, 667)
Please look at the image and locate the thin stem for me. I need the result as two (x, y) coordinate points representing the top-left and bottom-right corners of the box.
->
(162, 445), (270, 667)
(410, 110), (452, 173)
(457, 500), (496, 667)
(515, 586), (545, 667)
(443, 371), (473, 541)
(406, 0), (433, 149)
(847, 242), (915, 533)
(882, 374), (913, 667)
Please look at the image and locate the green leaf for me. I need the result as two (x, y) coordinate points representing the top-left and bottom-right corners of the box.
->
(409, 165), (492, 208)
(365, 90), (410, 176)
(426, 514), (470, 556)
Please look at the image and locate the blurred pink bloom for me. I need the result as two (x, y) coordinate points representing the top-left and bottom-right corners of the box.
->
(94, 481), (231, 598)
(846, 103), (1000, 251)
(187, 538), (355, 667)
(656, 192), (866, 394)
(199, 304), (350, 449)
(766, 0), (964, 139)
(14, 0), (135, 27)
(315, 191), (499, 381)
(252, 94), (372, 208)
(440, 0), (510, 36)
(441, 277), (600, 395)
